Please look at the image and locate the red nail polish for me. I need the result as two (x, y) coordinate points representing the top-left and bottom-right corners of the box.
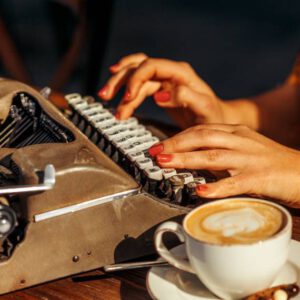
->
(98, 85), (109, 98)
(156, 153), (173, 163)
(123, 91), (131, 102)
(115, 112), (120, 120)
(196, 184), (209, 192)
(154, 91), (171, 102)
(109, 64), (119, 73)
(148, 143), (164, 157)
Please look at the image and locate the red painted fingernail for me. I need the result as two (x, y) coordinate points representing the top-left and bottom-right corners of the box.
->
(123, 91), (131, 102)
(109, 64), (120, 73)
(98, 85), (109, 98)
(156, 153), (173, 163)
(148, 143), (164, 157)
(196, 184), (209, 192)
(154, 91), (171, 102)
(115, 112), (120, 120)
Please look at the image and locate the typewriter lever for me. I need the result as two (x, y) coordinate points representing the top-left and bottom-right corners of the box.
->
(0, 164), (55, 195)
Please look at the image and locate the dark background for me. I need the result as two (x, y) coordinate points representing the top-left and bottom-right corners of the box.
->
(0, 0), (299, 123)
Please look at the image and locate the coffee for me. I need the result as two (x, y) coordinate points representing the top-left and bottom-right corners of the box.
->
(185, 200), (284, 245)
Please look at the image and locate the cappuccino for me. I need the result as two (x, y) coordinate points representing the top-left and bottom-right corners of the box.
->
(185, 200), (284, 244)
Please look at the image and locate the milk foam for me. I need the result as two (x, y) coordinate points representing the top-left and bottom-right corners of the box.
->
(186, 200), (284, 245)
(203, 208), (265, 237)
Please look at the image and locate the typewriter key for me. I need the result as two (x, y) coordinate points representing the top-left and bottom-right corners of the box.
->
(169, 175), (185, 203)
(90, 117), (115, 133)
(65, 93), (82, 103)
(126, 126), (140, 136)
(135, 158), (154, 183)
(118, 145), (138, 169)
(183, 177), (206, 206)
(127, 151), (145, 162)
(134, 137), (160, 152)
(162, 169), (177, 179)
(79, 104), (103, 116)
(128, 125), (147, 135)
(120, 117), (138, 127)
(65, 93), (89, 109)
(120, 144), (137, 155)
(136, 158), (154, 170)
(178, 172), (194, 184)
(100, 122), (122, 134)
(135, 131), (152, 142)
(143, 166), (163, 194)
(113, 135), (136, 157)
(126, 151), (144, 176)
(156, 169), (177, 198)
(71, 101), (89, 116)
(106, 128), (129, 141)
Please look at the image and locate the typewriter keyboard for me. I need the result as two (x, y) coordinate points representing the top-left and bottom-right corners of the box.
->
(66, 94), (216, 207)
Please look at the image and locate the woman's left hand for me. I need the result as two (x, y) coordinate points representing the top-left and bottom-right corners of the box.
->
(149, 124), (300, 208)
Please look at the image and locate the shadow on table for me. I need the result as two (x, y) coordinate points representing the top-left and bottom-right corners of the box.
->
(115, 214), (185, 300)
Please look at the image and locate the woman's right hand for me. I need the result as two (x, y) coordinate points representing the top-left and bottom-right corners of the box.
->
(98, 53), (230, 128)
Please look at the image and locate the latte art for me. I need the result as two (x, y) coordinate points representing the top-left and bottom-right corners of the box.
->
(203, 208), (266, 237)
(186, 200), (284, 244)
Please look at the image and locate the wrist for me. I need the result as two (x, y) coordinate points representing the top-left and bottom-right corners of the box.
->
(221, 99), (260, 130)
(271, 148), (300, 207)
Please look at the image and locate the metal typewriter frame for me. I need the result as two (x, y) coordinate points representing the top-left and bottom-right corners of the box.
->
(0, 78), (190, 295)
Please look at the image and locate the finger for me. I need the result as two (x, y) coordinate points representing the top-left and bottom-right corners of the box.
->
(152, 82), (195, 109)
(174, 85), (222, 123)
(109, 52), (148, 73)
(158, 129), (249, 153)
(98, 65), (135, 100)
(116, 81), (161, 119)
(126, 58), (194, 100)
(179, 123), (240, 136)
(173, 124), (237, 140)
(196, 175), (250, 198)
(155, 150), (241, 170)
(153, 82), (175, 107)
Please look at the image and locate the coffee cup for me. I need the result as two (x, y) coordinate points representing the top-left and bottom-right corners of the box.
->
(154, 197), (292, 299)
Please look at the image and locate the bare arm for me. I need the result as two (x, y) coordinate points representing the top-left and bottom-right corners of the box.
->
(223, 55), (300, 147)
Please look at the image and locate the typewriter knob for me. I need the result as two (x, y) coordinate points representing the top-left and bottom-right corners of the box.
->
(0, 204), (17, 237)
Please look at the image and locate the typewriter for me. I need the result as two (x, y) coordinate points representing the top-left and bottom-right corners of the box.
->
(0, 78), (216, 294)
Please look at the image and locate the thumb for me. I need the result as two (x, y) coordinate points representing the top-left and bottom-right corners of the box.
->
(196, 175), (250, 199)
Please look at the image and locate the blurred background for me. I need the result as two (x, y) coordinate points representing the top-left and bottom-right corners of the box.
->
(0, 0), (299, 123)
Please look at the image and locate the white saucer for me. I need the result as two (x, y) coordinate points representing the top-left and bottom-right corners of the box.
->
(147, 240), (300, 300)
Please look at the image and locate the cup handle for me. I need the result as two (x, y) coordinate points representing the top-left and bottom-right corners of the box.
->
(154, 221), (195, 274)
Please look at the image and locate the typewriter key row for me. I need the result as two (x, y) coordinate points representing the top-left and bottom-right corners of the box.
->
(66, 93), (209, 206)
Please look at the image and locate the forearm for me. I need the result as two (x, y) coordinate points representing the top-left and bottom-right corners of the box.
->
(223, 83), (300, 147)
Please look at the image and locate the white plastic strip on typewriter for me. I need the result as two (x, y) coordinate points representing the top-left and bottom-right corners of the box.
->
(34, 188), (140, 222)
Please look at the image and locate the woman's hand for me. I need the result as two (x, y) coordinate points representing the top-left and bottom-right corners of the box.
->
(98, 53), (230, 128)
(148, 124), (300, 208)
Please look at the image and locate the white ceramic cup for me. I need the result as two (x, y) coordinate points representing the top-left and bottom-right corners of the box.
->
(154, 197), (292, 299)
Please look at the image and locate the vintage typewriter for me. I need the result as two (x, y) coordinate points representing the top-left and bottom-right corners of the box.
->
(0, 78), (216, 294)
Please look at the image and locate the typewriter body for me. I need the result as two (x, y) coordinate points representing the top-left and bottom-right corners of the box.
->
(0, 78), (213, 294)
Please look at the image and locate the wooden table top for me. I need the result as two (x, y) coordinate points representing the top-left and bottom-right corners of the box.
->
(1, 211), (300, 300)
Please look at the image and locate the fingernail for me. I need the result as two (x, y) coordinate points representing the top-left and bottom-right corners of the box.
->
(109, 64), (120, 73)
(196, 184), (209, 192)
(98, 85), (109, 98)
(154, 91), (171, 102)
(156, 153), (173, 163)
(123, 91), (131, 102)
(115, 112), (121, 120)
(148, 143), (164, 157)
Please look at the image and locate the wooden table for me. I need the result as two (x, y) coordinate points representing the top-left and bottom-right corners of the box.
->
(1, 211), (300, 300)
